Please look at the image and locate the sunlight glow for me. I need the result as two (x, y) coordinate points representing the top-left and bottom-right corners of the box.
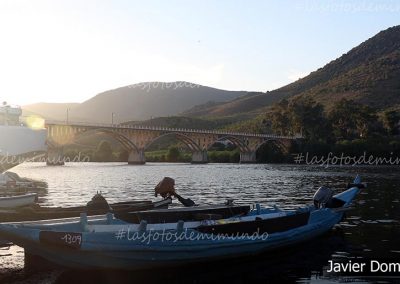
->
(25, 115), (45, 130)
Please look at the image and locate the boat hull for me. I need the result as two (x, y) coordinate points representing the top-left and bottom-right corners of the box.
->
(0, 186), (360, 270)
(0, 209), (344, 270)
(0, 193), (37, 208)
(0, 198), (172, 222)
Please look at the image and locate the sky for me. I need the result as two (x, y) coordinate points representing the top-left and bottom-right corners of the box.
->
(0, 0), (399, 105)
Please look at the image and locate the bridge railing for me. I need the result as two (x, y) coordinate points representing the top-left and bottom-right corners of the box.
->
(45, 120), (301, 139)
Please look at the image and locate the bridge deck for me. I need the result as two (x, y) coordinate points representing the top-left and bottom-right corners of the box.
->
(45, 120), (300, 140)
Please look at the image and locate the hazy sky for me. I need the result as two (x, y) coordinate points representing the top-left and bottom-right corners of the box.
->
(0, 0), (399, 105)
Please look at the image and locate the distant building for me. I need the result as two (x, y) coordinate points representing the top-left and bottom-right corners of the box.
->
(0, 104), (22, 126)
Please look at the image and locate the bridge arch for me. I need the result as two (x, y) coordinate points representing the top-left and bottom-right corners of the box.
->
(252, 139), (293, 163)
(254, 139), (290, 153)
(207, 136), (250, 153)
(144, 132), (202, 152)
(48, 128), (140, 153)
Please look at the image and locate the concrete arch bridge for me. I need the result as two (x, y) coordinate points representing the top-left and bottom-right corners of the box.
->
(45, 121), (300, 165)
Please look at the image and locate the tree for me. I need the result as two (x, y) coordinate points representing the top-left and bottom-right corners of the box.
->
(329, 99), (354, 139)
(354, 105), (378, 138)
(382, 110), (400, 135)
(289, 98), (330, 141)
(166, 146), (180, 162)
(268, 98), (330, 140)
(268, 99), (291, 136)
(94, 140), (114, 161)
(329, 99), (378, 139)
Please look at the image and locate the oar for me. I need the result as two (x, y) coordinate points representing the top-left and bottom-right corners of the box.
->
(153, 177), (196, 207)
(173, 192), (196, 207)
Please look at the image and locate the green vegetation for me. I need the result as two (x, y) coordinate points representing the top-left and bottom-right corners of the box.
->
(268, 98), (329, 140)
(223, 115), (268, 133)
(123, 115), (246, 132)
(93, 141), (113, 162)
(166, 146), (180, 162)
(267, 98), (392, 141)
(63, 137), (128, 162)
(208, 150), (240, 163)
(258, 97), (400, 162)
(382, 110), (400, 136)
(144, 148), (241, 163)
(124, 116), (218, 130)
(145, 148), (191, 163)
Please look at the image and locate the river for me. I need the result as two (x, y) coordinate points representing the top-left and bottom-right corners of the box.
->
(1, 162), (399, 283)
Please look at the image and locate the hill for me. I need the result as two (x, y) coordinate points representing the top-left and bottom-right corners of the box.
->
(184, 25), (400, 117)
(23, 82), (250, 123)
(122, 115), (245, 130)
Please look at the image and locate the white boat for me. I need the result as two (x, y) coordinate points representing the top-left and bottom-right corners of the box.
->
(0, 104), (47, 172)
(0, 193), (37, 208)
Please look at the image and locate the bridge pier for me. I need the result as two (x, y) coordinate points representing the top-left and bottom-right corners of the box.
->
(128, 150), (146, 165)
(240, 151), (256, 163)
(192, 151), (208, 164)
(46, 147), (65, 166)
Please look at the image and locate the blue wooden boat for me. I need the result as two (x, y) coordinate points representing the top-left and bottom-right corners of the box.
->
(0, 176), (364, 270)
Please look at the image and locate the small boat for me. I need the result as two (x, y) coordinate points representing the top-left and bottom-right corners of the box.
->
(0, 192), (172, 222)
(0, 193), (37, 208)
(0, 176), (364, 270)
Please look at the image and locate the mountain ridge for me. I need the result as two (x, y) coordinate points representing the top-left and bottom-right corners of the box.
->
(183, 25), (400, 117)
(23, 81), (253, 123)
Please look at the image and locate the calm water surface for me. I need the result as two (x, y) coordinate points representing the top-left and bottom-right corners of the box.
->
(1, 162), (399, 283)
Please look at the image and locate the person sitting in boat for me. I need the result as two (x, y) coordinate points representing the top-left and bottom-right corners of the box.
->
(155, 177), (195, 207)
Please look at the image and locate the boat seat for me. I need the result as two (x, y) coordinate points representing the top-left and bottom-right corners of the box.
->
(196, 211), (311, 235)
(115, 205), (251, 224)
(194, 213), (223, 221)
